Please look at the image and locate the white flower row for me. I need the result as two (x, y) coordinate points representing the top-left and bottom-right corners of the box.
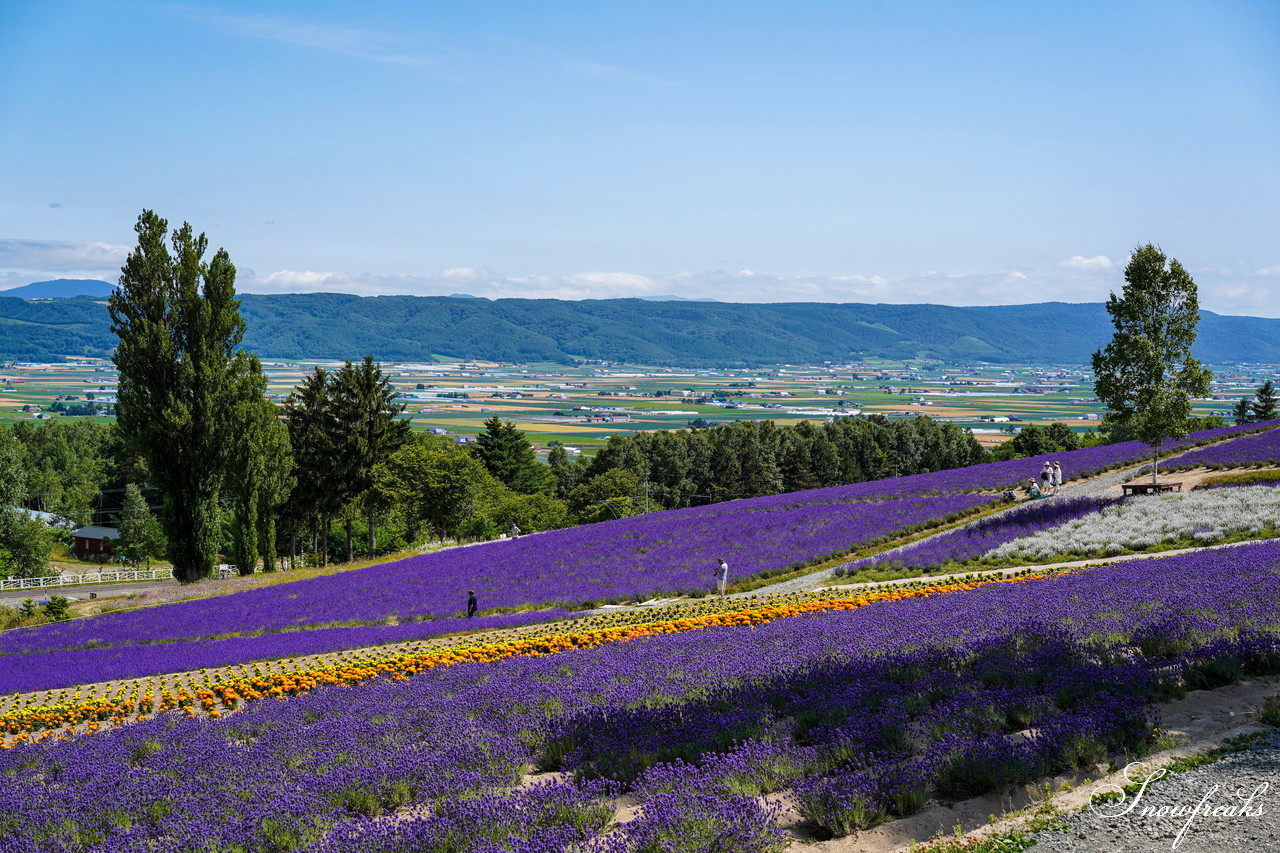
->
(983, 485), (1280, 560)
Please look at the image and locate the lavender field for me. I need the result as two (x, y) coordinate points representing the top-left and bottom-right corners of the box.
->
(811, 420), (1272, 498)
(835, 495), (1121, 575)
(0, 490), (993, 689)
(1152, 423), (1280, 471)
(4, 540), (1278, 851)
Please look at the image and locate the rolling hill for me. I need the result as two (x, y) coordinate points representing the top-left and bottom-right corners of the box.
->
(2, 291), (1279, 365)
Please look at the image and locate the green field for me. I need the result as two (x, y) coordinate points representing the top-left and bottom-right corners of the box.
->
(1, 356), (1259, 454)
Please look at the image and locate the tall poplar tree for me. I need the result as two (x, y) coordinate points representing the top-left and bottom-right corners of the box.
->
(109, 210), (257, 582)
(1092, 244), (1213, 484)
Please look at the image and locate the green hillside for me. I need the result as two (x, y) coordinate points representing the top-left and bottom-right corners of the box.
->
(0, 293), (1275, 365)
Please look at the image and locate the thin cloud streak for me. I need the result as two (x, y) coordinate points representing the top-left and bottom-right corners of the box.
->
(166, 6), (432, 67)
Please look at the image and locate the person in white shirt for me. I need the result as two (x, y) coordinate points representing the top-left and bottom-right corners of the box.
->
(714, 558), (729, 598)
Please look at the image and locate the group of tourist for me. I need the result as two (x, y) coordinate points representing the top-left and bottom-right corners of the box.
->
(1027, 461), (1064, 498)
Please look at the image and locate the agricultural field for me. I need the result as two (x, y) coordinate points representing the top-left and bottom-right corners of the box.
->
(2, 356), (1261, 453)
(1, 421), (1280, 851)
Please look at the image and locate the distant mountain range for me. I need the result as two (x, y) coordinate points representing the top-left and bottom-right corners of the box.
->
(0, 279), (116, 299)
(3, 289), (1280, 365)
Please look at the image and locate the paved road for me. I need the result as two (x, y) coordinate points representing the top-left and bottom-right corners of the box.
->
(0, 580), (178, 604)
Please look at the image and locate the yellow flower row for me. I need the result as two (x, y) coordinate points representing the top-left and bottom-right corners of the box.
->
(1, 571), (1049, 744)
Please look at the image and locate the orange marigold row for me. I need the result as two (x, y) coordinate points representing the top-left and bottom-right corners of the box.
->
(0, 572), (1047, 744)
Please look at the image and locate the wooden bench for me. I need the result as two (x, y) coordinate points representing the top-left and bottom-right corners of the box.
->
(1121, 481), (1182, 496)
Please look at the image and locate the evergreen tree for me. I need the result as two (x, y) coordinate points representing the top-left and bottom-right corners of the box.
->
(283, 367), (342, 566)
(226, 361), (294, 574)
(1092, 244), (1213, 483)
(335, 357), (410, 557)
(1251, 380), (1278, 422)
(475, 416), (553, 494)
(109, 211), (260, 582)
(1233, 396), (1254, 426)
(116, 483), (167, 569)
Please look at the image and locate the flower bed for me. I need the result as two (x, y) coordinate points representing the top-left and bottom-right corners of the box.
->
(983, 485), (1280, 561)
(1141, 424), (1280, 472)
(2, 542), (1277, 850)
(835, 496), (1121, 576)
(0, 492), (993, 663)
(806, 420), (1273, 499)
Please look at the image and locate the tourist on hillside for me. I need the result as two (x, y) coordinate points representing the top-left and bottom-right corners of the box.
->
(1040, 462), (1054, 495)
(1052, 461), (1063, 492)
(714, 558), (729, 598)
(509, 523), (521, 539)
(1026, 478), (1042, 499)
(467, 590), (478, 618)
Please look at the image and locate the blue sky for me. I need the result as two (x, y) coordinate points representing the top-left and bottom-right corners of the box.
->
(2, 1), (1278, 312)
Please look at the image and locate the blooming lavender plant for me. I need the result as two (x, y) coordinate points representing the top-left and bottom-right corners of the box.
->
(984, 484), (1280, 561)
(836, 496), (1120, 575)
(0, 491), (992, 673)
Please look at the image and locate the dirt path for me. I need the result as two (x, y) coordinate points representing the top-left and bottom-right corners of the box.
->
(786, 676), (1280, 852)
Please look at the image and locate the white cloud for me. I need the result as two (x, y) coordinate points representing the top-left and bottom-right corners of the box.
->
(169, 6), (430, 66)
(0, 238), (130, 272)
(237, 266), (1118, 307)
(1058, 255), (1116, 271)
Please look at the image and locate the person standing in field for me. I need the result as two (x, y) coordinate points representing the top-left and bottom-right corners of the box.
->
(1040, 462), (1054, 495)
(1052, 461), (1063, 492)
(467, 590), (478, 618)
(714, 558), (729, 598)
(509, 523), (521, 539)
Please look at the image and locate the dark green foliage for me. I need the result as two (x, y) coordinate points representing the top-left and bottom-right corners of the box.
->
(334, 357), (411, 556)
(1252, 379), (1278, 422)
(43, 595), (71, 621)
(109, 211), (260, 582)
(582, 415), (985, 509)
(1092, 244), (1214, 483)
(115, 483), (166, 569)
(8, 419), (112, 525)
(475, 416), (554, 494)
(1234, 396), (1254, 425)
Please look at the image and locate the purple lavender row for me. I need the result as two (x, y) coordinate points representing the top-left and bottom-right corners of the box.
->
(836, 496), (1122, 575)
(1147, 424), (1280, 471)
(0, 492), (992, 660)
(810, 420), (1277, 499)
(0, 608), (575, 695)
(2, 540), (1277, 850)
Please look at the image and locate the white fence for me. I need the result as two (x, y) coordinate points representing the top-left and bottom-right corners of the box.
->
(0, 564), (253, 592)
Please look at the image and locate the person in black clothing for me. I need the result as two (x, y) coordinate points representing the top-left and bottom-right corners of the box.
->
(467, 590), (478, 618)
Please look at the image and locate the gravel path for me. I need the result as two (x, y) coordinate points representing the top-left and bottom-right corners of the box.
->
(1029, 729), (1280, 853)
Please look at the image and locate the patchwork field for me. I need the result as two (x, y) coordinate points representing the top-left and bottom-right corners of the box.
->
(2, 424), (1280, 851)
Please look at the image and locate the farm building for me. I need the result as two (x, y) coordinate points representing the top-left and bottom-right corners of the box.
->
(72, 525), (120, 559)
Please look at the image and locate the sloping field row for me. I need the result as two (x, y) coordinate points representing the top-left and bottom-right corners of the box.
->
(0, 575), (1031, 743)
(818, 420), (1274, 498)
(0, 420), (1270, 697)
(1148, 422), (1280, 471)
(2, 541), (1278, 852)
(0, 492), (995, 689)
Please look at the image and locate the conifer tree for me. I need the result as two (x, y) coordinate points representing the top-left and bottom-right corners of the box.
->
(1251, 380), (1278, 422)
(116, 483), (167, 569)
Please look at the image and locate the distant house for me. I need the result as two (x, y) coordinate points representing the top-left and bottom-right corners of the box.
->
(72, 526), (120, 559)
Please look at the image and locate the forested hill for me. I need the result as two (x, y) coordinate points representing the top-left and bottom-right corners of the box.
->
(5, 293), (1280, 365)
